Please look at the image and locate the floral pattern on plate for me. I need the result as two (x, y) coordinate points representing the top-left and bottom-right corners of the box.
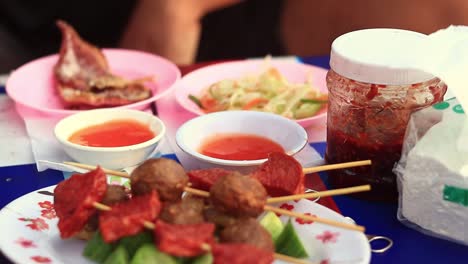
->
(0, 186), (370, 264)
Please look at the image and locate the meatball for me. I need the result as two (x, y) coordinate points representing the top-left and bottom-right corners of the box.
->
(220, 218), (274, 252)
(130, 158), (188, 201)
(74, 185), (129, 240)
(73, 216), (98, 240)
(160, 195), (205, 224)
(209, 172), (267, 217)
(101, 185), (129, 205)
(203, 206), (249, 228)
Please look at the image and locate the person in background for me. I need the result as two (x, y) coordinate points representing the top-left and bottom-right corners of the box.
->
(0, 0), (283, 72)
(1, 0), (468, 72)
(120, 0), (245, 65)
(280, 0), (468, 57)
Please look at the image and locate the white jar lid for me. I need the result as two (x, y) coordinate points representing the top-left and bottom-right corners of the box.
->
(330, 28), (434, 85)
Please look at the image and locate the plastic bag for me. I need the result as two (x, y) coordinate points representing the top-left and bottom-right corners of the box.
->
(394, 98), (468, 246)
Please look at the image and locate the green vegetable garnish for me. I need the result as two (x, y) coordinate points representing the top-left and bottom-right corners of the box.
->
(275, 219), (309, 258)
(103, 245), (129, 264)
(259, 211), (284, 242)
(83, 231), (115, 263)
(118, 231), (154, 259)
(191, 253), (213, 264)
(130, 244), (178, 264)
(188, 95), (204, 109)
(300, 99), (328, 104)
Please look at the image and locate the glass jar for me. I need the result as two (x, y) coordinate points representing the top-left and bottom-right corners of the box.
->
(325, 29), (447, 201)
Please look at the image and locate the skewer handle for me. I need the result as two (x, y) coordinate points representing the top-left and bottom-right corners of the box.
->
(302, 160), (371, 174)
(93, 202), (111, 211)
(274, 253), (314, 264)
(267, 185), (371, 204)
(264, 205), (365, 232)
(64, 161), (130, 178)
(184, 187), (210, 197)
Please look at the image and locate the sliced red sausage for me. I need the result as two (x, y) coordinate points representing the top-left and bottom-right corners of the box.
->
(154, 221), (215, 257)
(252, 152), (304, 196)
(99, 190), (161, 243)
(212, 243), (274, 264)
(187, 168), (233, 191)
(54, 167), (107, 239)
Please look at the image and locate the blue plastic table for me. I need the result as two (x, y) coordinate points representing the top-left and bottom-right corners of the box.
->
(1, 56), (467, 263)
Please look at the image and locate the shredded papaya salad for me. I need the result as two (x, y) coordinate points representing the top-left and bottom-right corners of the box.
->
(188, 66), (328, 119)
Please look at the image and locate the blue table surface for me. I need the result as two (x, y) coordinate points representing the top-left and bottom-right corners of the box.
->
(1, 56), (467, 263)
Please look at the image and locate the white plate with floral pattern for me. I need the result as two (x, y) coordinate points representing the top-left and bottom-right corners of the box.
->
(0, 186), (370, 264)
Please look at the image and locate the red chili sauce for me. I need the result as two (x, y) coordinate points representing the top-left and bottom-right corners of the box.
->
(68, 119), (155, 147)
(198, 133), (284, 160)
(325, 129), (402, 201)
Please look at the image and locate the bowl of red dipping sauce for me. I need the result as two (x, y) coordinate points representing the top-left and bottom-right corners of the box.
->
(175, 111), (308, 172)
(54, 108), (166, 169)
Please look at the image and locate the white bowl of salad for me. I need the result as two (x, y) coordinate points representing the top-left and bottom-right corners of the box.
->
(174, 60), (328, 128)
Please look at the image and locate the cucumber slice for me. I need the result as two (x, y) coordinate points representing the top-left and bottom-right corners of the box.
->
(294, 103), (323, 119)
(103, 245), (129, 264)
(275, 219), (309, 258)
(174, 257), (191, 264)
(259, 211), (284, 242)
(118, 231), (153, 259)
(191, 253), (213, 264)
(130, 244), (178, 264)
(83, 231), (115, 263)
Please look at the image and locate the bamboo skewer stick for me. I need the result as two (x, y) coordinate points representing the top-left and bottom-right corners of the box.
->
(92, 202), (111, 211)
(67, 160), (371, 203)
(65, 161), (211, 197)
(264, 205), (365, 232)
(302, 160), (371, 174)
(65, 161), (371, 203)
(184, 186), (210, 198)
(90, 202), (311, 264)
(267, 185), (371, 203)
(274, 253), (314, 264)
(65, 159), (372, 179)
(70, 162), (366, 231)
(64, 161), (130, 178)
(92, 199), (364, 232)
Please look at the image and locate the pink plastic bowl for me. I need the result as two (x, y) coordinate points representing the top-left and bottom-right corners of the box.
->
(6, 49), (181, 118)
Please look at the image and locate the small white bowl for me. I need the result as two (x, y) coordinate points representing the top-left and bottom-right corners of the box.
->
(54, 108), (166, 169)
(175, 110), (308, 173)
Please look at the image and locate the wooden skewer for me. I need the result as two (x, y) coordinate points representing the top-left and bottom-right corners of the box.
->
(274, 253), (314, 264)
(264, 205), (365, 232)
(91, 202), (310, 264)
(95, 195), (364, 232)
(74, 162), (366, 232)
(302, 160), (371, 174)
(65, 159), (372, 179)
(185, 186), (210, 198)
(64, 161), (130, 178)
(67, 161), (370, 203)
(267, 185), (371, 203)
(65, 161), (211, 198)
(95, 197), (364, 232)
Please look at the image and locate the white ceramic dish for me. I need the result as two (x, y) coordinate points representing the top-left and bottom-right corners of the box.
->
(175, 111), (308, 173)
(54, 108), (165, 169)
(173, 60), (328, 128)
(0, 185), (371, 264)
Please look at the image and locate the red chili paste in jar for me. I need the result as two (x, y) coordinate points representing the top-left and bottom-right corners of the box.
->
(325, 70), (446, 201)
(326, 29), (448, 201)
